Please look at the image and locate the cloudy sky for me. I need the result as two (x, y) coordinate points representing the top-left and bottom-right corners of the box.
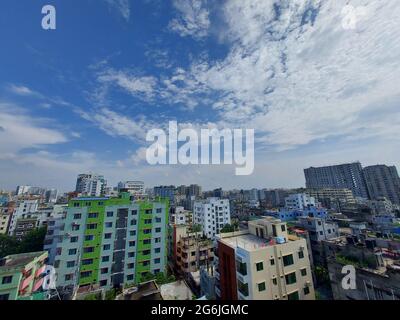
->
(0, 0), (399, 192)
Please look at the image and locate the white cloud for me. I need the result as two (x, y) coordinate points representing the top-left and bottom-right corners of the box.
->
(0, 102), (68, 158)
(104, 0), (131, 21)
(8, 84), (37, 96)
(169, 0), (210, 39)
(97, 68), (158, 101)
(78, 107), (157, 142)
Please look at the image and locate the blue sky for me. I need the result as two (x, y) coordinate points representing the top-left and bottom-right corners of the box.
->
(0, 0), (400, 191)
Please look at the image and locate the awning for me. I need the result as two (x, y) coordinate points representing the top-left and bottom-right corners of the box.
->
(19, 274), (34, 291)
(35, 265), (46, 278)
(33, 278), (45, 292)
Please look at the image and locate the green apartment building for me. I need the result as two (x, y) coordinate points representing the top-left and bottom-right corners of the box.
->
(0, 251), (48, 300)
(54, 193), (169, 293)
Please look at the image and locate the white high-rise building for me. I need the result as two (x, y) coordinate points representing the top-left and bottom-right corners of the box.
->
(193, 197), (231, 239)
(8, 199), (39, 235)
(75, 173), (107, 197)
(285, 194), (316, 210)
(16, 185), (31, 196)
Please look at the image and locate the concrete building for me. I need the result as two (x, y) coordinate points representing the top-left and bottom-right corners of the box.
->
(0, 251), (48, 300)
(154, 185), (176, 202)
(285, 193), (316, 210)
(215, 217), (315, 300)
(363, 165), (400, 205)
(16, 185), (31, 196)
(75, 173), (107, 197)
(8, 200), (39, 236)
(45, 189), (59, 204)
(305, 188), (356, 209)
(117, 181), (145, 196)
(265, 206), (328, 222)
(304, 162), (368, 199)
(172, 225), (214, 275)
(324, 236), (400, 300)
(54, 193), (169, 296)
(193, 198), (231, 239)
(0, 210), (10, 234)
(170, 206), (192, 225)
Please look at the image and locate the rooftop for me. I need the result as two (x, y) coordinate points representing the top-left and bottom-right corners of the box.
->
(160, 280), (194, 300)
(220, 232), (286, 251)
(0, 251), (47, 270)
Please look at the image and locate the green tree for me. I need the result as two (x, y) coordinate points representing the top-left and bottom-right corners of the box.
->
(18, 227), (47, 254)
(0, 234), (20, 258)
(220, 224), (235, 233)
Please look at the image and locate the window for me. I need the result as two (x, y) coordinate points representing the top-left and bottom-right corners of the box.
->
(156, 208), (162, 213)
(285, 272), (297, 285)
(131, 210), (137, 215)
(142, 261), (150, 267)
(84, 247), (95, 253)
(298, 251), (304, 259)
(128, 252), (135, 258)
(154, 238), (161, 243)
(129, 241), (136, 247)
(80, 271), (92, 278)
(272, 278), (277, 285)
(70, 236), (78, 243)
(107, 211), (114, 217)
(237, 280), (249, 297)
(236, 261), (247, 276)
(103, 244), (111, 250)
(144, 219), (152, 224)
(88, 213), (99, 219)
(100, 280), (108, 287)
(143, 229), (152, 234)
(101, 268), (108, 274)
(82, 259), (93, 265)
(154, 258), (161, 264)
(304, 286), (310, 295)
(131, 219), (137, 226)
(127, 274), (134, 281)
(104, 233), (112, 239)
(2, 276), (12, 284)
(283, 254), (294, 267)
(127, 263), (134, 269)
(281, 225), (286, 232)
(142, 250), (151, 256)
(155, 217), (162, 223)
(73, 213), (81, 219)
(130, 230), (136, 236)
(72, 224), (80, 231)
(258, 282), (266, 292)
(102, 256), (110, 262)
(301, 268), (307, 276)
(66, 261), (75, 268)
(86, 223), (97, 230)
(85, 235), (94, 241)
(105, 222), (113, 228)
(256, 262), (264, 271)
(270, 258), (275, 266)
(65, 274), (73, 281)
(287, 291), (299, 300)
(155, 227), (161, 233)
(68, 248), (77, 255)
(0, 294), (10, 300)
(154, 248), (161, 254)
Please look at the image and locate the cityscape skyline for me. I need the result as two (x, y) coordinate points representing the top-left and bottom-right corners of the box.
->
(1, 1), (400, 191)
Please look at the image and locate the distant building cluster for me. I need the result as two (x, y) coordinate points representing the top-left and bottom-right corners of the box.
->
(1, 161), (400, 300)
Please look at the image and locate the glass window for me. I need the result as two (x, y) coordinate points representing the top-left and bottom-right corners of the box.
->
(298, 251), (304, 259)
(301, 268), (307, 276)
(236, 261), (247, 276)
(2, 276), (13, 284)
(283, 254), (294, 267)
(285, 272), (297, 285)
(258, 282), (266, 292)
(107, 211), (114, 217)
(256, 262), (264, 271)
(304, 286), (310, 295)
(237, 280), (249, 297)
(287, 291), (299, 300)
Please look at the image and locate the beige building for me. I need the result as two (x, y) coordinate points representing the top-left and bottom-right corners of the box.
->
(0, 211), (10, 234)
(172, 224), (214, 275)
(216, 216), (315, 300)
(306, 188), (356, 205)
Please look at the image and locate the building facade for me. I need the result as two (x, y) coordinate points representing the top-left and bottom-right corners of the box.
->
(0, 251), (48, 300)
(215, 217), (315, 300)
(54, 193), (169, 295)
(75, 173), (107, 197)
(304, 162), (368, 199)
(193, 198), (231, 239)
(363, 165), (400, 205)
